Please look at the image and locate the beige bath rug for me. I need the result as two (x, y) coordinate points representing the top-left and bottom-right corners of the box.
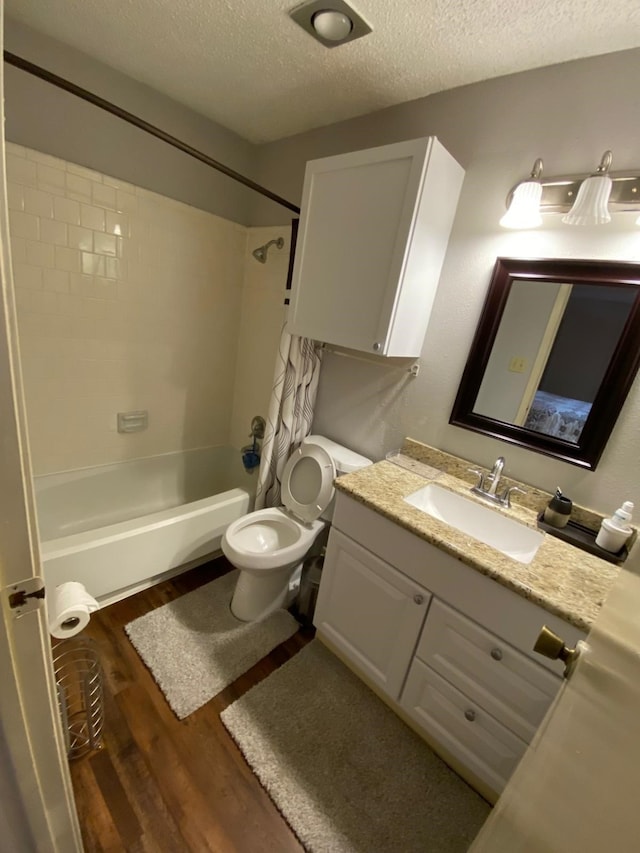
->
(125, 570), (299, 719)
(221, 639), (490, 853)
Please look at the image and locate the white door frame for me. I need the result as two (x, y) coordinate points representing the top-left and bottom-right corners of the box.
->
(0, 6), (82, 848)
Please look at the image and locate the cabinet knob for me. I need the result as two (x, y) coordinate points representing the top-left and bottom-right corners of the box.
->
(413, 594), (425, 605)
(464, 709), (476, 722)
(372, 342), (382, 352)
(490, 647), (503, 661)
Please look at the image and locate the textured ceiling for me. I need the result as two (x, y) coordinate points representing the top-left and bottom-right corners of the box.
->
(6, 0), (640, 143)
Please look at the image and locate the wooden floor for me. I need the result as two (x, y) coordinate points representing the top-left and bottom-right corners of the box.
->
(68, 558), (313, 852)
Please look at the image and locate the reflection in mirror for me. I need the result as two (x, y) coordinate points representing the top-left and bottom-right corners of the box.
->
(474, 280), (637, 444)
(450, 259), (640, 469)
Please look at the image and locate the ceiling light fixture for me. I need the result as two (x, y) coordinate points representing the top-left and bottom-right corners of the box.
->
(312, 10), (353, 41)
(501, 150), (640, 229)
(289, 0), (372, 48)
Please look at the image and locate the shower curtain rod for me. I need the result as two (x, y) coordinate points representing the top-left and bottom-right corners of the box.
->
(3, 51), (301, 215)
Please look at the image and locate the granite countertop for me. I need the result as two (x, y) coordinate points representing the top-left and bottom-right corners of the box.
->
(334, 454), (621, 632)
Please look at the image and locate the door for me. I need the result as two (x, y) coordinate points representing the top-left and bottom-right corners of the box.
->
(0, 19), (82, 851)
(513, 283), (572, 425)
(314, 529), (430, 698)
(469, 563), (640, 851)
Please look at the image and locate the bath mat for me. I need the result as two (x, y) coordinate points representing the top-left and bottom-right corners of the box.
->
(221, 640), (490, 853)
(125, 571), (298, 719)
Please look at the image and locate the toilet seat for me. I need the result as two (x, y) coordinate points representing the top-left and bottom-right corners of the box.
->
(222, 507), (323, 571)
(281, 442), (336, 523)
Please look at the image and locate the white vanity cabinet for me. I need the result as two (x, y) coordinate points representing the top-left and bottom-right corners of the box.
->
(315, 492), (587, 801)
(287, 137), (464, 357)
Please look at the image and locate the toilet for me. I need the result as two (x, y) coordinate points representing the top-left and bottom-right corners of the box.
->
(222, 435), (371, 621)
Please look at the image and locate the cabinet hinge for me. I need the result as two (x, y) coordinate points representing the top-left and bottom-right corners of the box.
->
(5, 577), (46, 618)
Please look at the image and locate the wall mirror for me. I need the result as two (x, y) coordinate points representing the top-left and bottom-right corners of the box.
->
(450, 258), (640, 469)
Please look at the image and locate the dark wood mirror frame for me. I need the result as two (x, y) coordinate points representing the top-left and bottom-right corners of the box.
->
(450, 258), (640, 470)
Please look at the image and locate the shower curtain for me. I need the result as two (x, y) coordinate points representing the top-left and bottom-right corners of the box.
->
(255, 322), (323, 509)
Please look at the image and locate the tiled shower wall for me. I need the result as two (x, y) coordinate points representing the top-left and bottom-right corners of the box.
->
(7, 142), (249, 475)
(229, 226), (291, 451)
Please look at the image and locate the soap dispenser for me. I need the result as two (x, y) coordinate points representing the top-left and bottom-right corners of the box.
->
(543, 488), (572, 528)
(595, 501), (634, 553)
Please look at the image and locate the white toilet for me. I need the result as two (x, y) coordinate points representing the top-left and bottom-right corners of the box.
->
(222, 435), (371, 621)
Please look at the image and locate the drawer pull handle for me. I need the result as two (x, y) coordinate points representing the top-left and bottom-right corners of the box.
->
(464, 709), (476, 722)
(413, 594), (425, 605)
(490, 647), (503, 661)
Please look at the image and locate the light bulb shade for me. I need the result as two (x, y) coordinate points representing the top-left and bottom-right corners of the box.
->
(562, 174), (612, 225)
(500, 181), (543, 229)
(312, 10), (353, 41)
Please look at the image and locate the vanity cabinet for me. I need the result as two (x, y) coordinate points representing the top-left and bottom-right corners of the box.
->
(287, 137), (464, 357)
(315, 492), (586, 800)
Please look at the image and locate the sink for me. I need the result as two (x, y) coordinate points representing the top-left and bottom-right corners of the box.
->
(404, 483), (544, 565)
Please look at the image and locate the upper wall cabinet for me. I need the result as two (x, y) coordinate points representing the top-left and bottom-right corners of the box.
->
(287, 137), (465, 357)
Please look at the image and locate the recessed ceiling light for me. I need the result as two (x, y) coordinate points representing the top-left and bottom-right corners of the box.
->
(289, 0), (372, 48)
(312, 10), (353, 42)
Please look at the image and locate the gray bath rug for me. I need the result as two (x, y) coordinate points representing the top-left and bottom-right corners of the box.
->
(221, 639), (490, 853)
(125, 570), (299, 719)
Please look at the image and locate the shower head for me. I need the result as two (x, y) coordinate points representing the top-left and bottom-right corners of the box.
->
(252, 236), (284, 263)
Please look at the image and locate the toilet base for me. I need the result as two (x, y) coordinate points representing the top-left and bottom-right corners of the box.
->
(230, 564), (300, 622)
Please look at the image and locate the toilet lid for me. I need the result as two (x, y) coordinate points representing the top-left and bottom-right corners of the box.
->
(281, 443), (336, 524)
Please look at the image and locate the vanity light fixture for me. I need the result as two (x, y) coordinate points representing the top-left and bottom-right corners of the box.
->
(499, 159), (543, 229)
(289, 0), (372, 48)
(562, 150), (613, 225)
(501, 149), (640, 229)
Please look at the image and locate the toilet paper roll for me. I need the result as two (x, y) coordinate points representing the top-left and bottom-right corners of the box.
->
(48, 582), (99, 639)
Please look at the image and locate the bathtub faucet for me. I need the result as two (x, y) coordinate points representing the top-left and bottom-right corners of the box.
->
(241, 415), (265, 472)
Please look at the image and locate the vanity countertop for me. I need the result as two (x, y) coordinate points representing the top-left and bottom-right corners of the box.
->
(334, 457), (621, 632)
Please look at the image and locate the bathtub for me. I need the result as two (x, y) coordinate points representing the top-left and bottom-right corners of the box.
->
(34, 447), (254, 605)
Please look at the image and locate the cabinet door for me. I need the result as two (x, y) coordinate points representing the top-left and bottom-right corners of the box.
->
(288, 138), (464, 356)
(314, 529), (430, 698)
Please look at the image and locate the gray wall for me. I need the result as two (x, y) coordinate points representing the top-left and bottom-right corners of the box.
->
(253, 48), (640, 513)
(4, 19), (267, 225)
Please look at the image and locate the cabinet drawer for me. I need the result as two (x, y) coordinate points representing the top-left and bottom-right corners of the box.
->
(401, 658), (528, 796)
(315, 529), (431, 699)
(416, 600), (561, 742)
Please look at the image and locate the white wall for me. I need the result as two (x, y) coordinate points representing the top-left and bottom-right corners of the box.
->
(8, 143), (248, 474)
(253, 48), (640, 514)
(474, 282), (564, 423)
(229, 226), (291, 451)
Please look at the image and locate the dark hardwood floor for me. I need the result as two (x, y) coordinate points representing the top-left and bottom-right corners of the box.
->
(68, 558), (313, 852)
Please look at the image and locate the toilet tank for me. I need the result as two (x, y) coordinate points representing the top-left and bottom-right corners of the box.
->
(302, 434), (372, 521)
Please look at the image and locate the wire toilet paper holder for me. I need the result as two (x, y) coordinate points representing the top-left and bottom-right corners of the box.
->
(52, 636), (104, 759)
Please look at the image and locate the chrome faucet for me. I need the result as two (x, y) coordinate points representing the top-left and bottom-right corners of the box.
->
(486, 456), (504, 496)
(468, 456), (526, 508)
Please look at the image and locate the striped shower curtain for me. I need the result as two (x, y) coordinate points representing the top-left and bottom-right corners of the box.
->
(255, 322), (323, 509)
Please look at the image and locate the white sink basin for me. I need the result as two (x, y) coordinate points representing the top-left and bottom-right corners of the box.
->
(404, 483), (544, 565)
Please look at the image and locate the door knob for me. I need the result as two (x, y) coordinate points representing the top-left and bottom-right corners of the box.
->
(534, 625), (584, 678)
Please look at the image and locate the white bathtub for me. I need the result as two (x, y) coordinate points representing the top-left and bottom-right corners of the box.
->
(34, 447), (254, 605)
